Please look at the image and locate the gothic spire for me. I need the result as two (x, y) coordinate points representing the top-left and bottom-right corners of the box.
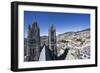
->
(28, 24), (31, 33)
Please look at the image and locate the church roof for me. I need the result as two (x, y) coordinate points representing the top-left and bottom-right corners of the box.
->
(39, 44), (53, 61)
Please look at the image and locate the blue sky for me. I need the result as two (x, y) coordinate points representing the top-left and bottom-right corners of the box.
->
(24, 11), (90, 37)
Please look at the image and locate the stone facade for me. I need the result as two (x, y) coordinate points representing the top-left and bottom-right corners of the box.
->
(25, 21), (40, 61)
(48, 25), (57, 60)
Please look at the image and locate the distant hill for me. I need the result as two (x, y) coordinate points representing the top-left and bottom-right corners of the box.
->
(58, 28), (90, 36)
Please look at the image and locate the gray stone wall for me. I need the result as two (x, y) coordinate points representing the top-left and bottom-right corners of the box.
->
(25, 21), (40, 61)
(48, 25), (57, 60)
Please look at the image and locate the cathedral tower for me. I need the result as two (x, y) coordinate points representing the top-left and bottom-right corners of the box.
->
(48, 25), (57, 60)
(26, 21), (40, 61)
